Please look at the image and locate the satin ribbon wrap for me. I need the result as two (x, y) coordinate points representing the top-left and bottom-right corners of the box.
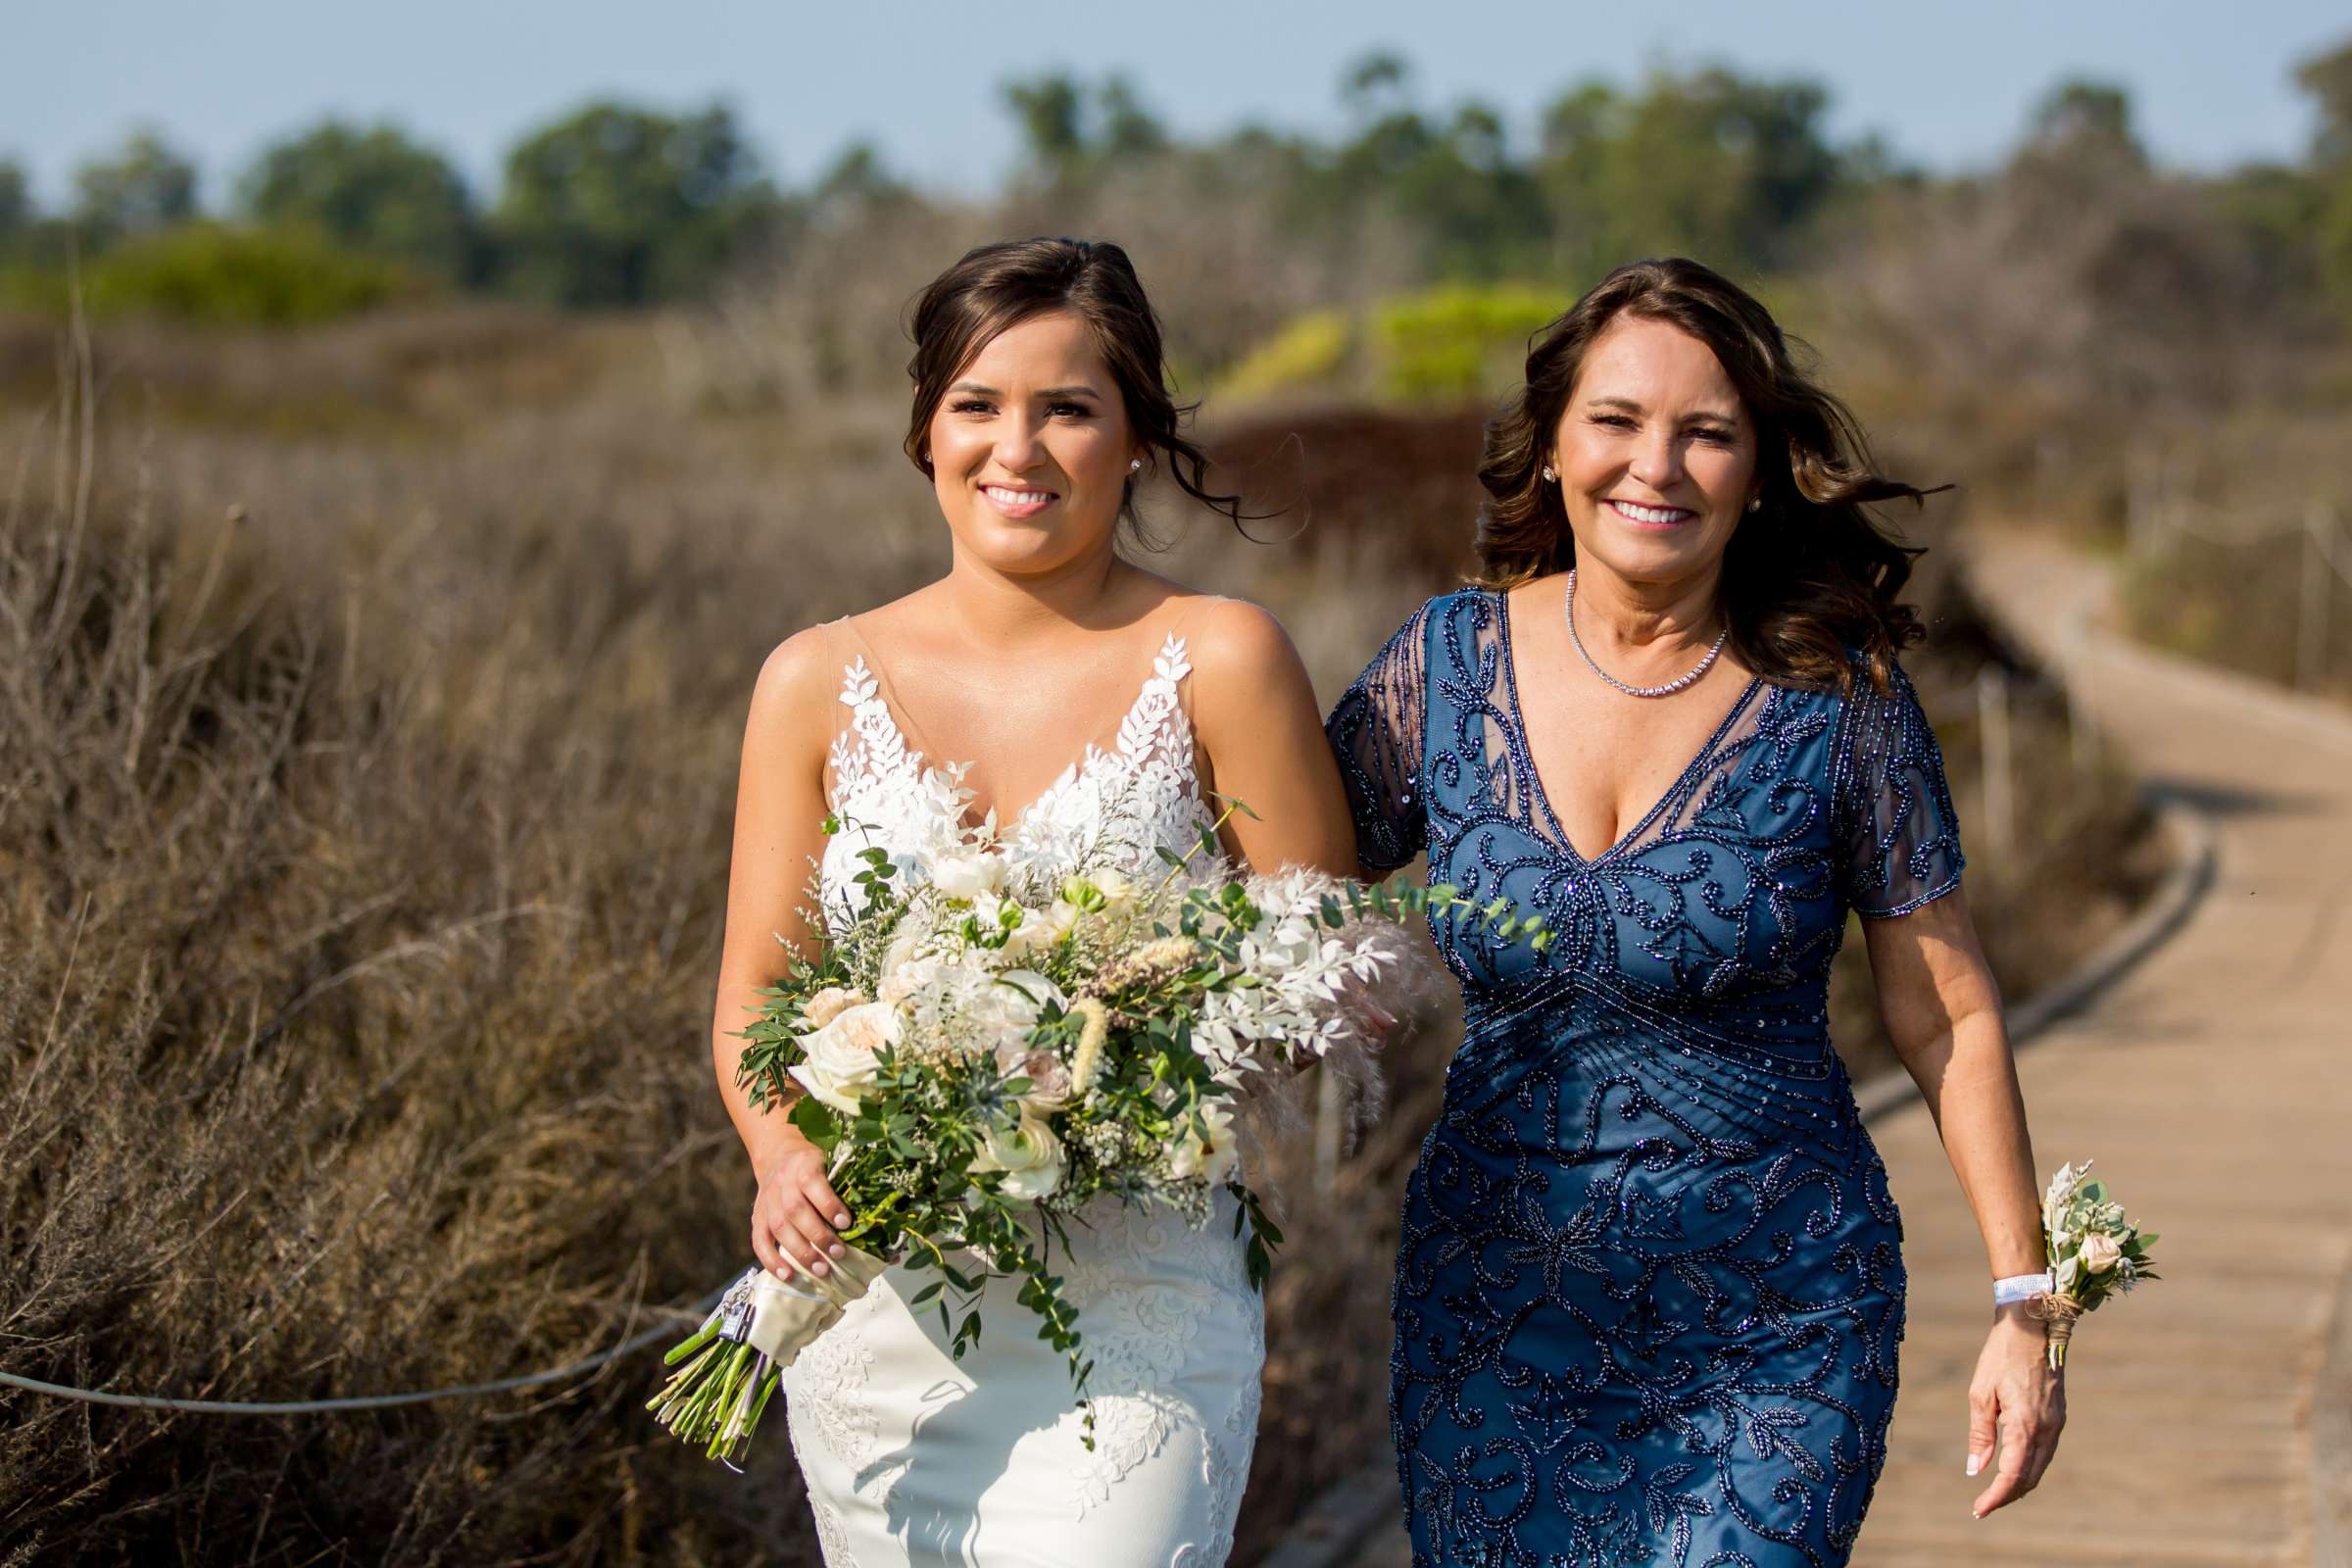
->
(730, 1248), (894, 1365)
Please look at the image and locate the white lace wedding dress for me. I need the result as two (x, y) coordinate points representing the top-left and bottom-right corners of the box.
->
(781, 622), (1263, 1567)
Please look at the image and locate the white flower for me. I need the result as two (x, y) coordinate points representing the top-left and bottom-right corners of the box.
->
(1060, 868), (1136, 913)
(2079, 1233), (2124, 1276)
(976, 969), (1066, 1065)
(800, 985), (865, 1030)
(928, 849), (1006, 901)
(787, 1000), (903, 1112)
(972, 1108), (1065, 1200)
(2055, 1251), (2083, 1293)
(1166, 1099), (1239, 1184)
(1007, 1048), (1074, 1112)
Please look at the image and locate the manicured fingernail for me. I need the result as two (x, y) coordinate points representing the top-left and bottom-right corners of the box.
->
(1965, 1452), (1984, 1477)
(834, 1212), (851, 1227)
(810, 1259), (829, 1276)
(828, 1243), (846, 1258)
(773, 1265), (792, 1280)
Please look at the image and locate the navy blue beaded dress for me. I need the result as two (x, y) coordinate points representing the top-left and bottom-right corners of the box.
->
(1325, 588), (1966, 1568)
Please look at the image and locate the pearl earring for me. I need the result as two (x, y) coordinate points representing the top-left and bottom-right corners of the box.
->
(1746, 496), (1761, 513)
(1130, 458), (1143, 471)
(1541, 465), (1557, 482)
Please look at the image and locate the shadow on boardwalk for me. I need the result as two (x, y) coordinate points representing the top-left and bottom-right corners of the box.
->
(1283, 530), (2352, 1568)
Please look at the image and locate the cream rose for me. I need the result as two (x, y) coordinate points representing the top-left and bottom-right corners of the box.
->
(928, 849), (1006, 901)
(787, 1000), (902, 1112)
(972, 1108), (1065, 1200)
(2078, 1233), (2124, 1276)
(799, 985), (865, 1031)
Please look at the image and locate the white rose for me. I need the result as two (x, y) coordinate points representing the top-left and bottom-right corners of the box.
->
(786, 1000), (902, 1112)
(2079, 1233), (2124, 1276)
(799, 985), (865, 1030)
(972, 1108), (1065, 1200)
(1166, 1099), (1240, 1185)
(928, 850), (1005, 901)
(973, 969), (1066, 1065)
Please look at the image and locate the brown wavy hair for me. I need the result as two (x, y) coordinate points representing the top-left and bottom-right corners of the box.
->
(1476, 257), (1943, 693)
(904, 236), (1242, 536)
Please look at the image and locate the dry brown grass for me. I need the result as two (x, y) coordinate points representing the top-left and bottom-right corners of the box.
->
(1, 304), (2153, 1565)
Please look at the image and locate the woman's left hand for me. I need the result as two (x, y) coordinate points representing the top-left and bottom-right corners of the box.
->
(1966, 1303), (2067, 1517)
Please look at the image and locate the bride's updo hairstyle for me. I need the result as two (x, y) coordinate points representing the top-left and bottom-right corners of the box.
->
(1477, 256), (1942, 694)
(904, 236), (1243, 533)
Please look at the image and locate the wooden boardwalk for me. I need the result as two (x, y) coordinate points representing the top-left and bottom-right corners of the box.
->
(1315, 532), (2352, 1567)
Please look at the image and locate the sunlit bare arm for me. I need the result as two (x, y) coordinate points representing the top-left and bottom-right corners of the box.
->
(710, 627), (851, 1279)
(1186, 598), (1359, 879)
(1863, 883), (2064, 1518)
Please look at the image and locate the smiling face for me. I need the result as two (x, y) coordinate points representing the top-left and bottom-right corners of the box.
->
(1548, 314), (1760, 592)
(924, 310), (1139, 578)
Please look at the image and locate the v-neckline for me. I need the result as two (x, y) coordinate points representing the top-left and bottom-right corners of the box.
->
(1492, 586), (1763, 867)
(844, 635), (1181, 835)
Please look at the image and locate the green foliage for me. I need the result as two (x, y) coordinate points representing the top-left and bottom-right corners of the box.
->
(1371, 283), (1568, 401)
(72, 128), (199, 239)
(0, 159), (27, 242)
(1539, 69), (1844, 281)
(490, 100), (787, 306)
(1218, 308), (1354, 399)
(237, 119), (477, 280)
(2301, 38), (2352, 165)
(1002, 73), (1167, 183)
(3, 221), (416, 325)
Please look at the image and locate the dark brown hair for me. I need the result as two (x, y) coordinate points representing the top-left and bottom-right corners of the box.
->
(1476, 257), (1942, 693)
(904, 236), (1242, 535)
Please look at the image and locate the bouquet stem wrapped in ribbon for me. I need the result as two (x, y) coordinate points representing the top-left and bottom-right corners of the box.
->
(2030, 1159), (2160, 1370)
(652, 802), (1542, 1461)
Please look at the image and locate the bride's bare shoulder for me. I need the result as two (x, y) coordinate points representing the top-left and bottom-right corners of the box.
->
(1171, 592), (1312, 696)
(745, 620), (850, 743)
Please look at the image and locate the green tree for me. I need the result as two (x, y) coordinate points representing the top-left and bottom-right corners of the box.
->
(237, 120), (476, 280)
(2299, 37), (2352, 164)
(491, 100), (784, 307)
(1002, 74), (1167, 183)
(0, 159), (28, 244)
(811, 142), (910, 210)
(73, 129), (198, 240)
(2012, 77), (2148, 198)
(2296, 38), (2352, 309)
(1538, 69), (1844, 281)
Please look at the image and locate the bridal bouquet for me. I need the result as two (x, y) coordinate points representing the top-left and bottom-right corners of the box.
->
(2030, 1159), (2161, 1369)
(650, 807), (1536, 1462)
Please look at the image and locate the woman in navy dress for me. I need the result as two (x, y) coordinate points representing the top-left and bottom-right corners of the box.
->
(1328, 259), (2066, 1566)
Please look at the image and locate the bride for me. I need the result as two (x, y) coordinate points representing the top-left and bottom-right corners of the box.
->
(708, 237), (1356, 1566)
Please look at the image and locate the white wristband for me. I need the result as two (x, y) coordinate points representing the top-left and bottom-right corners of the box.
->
(1993, 1271), (2054, 1306)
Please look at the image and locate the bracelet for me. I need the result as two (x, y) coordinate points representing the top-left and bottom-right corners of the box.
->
(1992, 1271), (2054, 1307)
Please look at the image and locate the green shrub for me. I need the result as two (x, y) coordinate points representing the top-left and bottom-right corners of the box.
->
(1218, 308), (1354, 400)
(1370, 283), (1567, 401)
(2, 221), (419, 325)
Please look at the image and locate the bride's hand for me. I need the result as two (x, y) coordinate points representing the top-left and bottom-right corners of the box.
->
(1966, 1303), (2066, 1517)
(751, 1127), (851, 1282)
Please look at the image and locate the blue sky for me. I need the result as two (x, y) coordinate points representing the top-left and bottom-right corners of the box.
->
(5, 2), (2345, 207)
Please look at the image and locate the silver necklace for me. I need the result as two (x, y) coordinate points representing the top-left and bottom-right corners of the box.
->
(1563, 569), (1727, 699)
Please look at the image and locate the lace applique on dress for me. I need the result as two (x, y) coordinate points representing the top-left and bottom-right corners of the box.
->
(785, 625), (1260, 1568)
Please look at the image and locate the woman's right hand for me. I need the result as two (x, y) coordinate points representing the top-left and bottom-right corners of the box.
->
(750, 1127), (852, 1281)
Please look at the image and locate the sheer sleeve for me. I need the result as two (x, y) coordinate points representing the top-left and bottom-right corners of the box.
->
(1838, 660), (1967, 918)
(1324, 602), (1432, 874)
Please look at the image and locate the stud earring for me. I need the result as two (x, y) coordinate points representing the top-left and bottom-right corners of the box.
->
(1541, 465), (1557, 482)
(1130, 458), (1143, 471)
(1745, 496), (1761, 513)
